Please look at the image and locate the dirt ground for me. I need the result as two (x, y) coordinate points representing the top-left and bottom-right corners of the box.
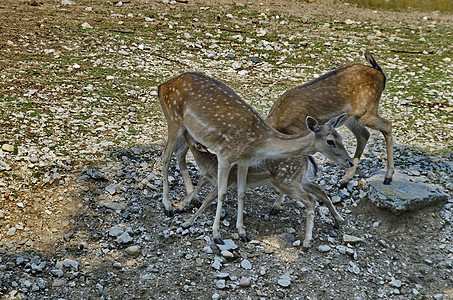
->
(0, 0), (452, 299)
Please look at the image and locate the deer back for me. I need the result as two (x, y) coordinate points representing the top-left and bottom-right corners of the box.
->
(266, 63), (386, 135)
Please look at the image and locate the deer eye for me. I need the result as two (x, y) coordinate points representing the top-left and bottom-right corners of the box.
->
(327, 140), (336, 148)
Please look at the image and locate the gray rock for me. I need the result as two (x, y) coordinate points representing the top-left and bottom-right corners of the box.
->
(343, 234), (364, 244)
(62, 259), (79, 271)
(116, 232), (133, 244)
(125, 245), (141, 257)
(0, 160), (11, 171)
(318, 245), (331, 252)
(216, 279), (226, 289)
(51, 269), (64, 277)
(278, 275), (291, 287)
(109, 226), (125, 237)
(239, 277), (251, 287)
(105, 184), (116, 195)
(241, 259), (252, 270)
(368, 171), (448, 214)
(216, 239), (238, 251)
(216, 272), (229, 279)
(390, 278), (402, 288)
(221, 250), (234, 259)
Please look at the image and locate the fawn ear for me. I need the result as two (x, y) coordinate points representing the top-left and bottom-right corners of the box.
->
(193, 141), (209, 153)
(326, 113), (347, 128)
(306, 116), (320, 133)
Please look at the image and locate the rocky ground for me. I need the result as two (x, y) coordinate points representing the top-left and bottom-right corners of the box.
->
(0, 0), (452, 299)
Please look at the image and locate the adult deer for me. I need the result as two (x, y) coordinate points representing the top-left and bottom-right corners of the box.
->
(267, 54), (393, 187)
(158, 72), (353, 244)
(175, 131), (347, 249)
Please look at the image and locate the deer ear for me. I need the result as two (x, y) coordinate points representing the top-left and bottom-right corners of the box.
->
(326, 113), (347, 128)
(306, 116), (320, 133)
(193, 142), (209, 152)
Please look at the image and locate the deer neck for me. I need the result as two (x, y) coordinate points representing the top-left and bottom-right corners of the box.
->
(260, 131), (317, 160)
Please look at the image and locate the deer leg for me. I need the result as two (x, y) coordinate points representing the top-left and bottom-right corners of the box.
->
(269, 192), (285, 215)
(341, 117), (370, 187)
(283, 186), (315, 251)
(161, 133), (181, 217)
(175, 143), (195, 196)
(361, 114), (394, 185)
(302, 181), (344, 228)
(213, 160), (232, 245)
(236, 164), (250, 242)
(174, 176), (210, 212)
(180, 186), (218, 229)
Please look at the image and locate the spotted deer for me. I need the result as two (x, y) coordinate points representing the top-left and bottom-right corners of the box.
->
(175, 131), (347, 249)
(158, 72), (353, 244)
(267, 54), (393, 186)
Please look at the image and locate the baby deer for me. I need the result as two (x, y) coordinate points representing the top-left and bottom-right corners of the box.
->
(176, 131), (346, 249)
(267, 54), (393, 186)
(158, 72), (353, 244)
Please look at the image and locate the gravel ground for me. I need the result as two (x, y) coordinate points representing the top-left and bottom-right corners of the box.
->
(0, 0), (452, 299)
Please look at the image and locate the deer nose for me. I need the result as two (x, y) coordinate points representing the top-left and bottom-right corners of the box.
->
(347, 159), (354, 168)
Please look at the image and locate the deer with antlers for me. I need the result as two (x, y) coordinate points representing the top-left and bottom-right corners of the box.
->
(175, 131), (347, 249)
(267, 54), (393, 187)
(158, 72), (353, 244)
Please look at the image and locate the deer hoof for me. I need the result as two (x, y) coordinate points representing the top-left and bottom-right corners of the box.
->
(302, 246), (310, 252)
(174, 208), (182, 214)
(214, 238), (225, 245)
(164, 209), (174, 218)
(240, 235), (251, 243)
(383, 178), (392, 185)
(269, 208), (280, 216)
(179, 224), (190, 230)
(339, 182), (348, 189)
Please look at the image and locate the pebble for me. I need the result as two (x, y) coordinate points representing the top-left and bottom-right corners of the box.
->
(239, 277), (251, 287)
(62, 259), (79, 271)
(318, 245), (331, 253)
(216, 239), (238, 251)
(221, 250), (234, 259)
(343, 234), (364, 244)
(109, 226), (125, 237)
(241, 259), (252, 270)
(216, 279), (226, 289)
(125, 245), (141, 257)
(277, 275), (291, 287)
(390, 278), (402, 288)
(116, 232), (133, 244)
(2, 144), (14, 152)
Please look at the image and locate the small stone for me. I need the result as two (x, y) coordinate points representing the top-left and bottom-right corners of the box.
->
(278, 275), (291, 287)
(52, 279), (66, 287)
(216, 239), (238, 251)
(109, 226), (124, 237)
(6, 227), (16, 236)
(105, 184), (116, 195)
(434, 294), (444, 300)
(216, 273), (229, 279)
(125, 245), (141, 257)
(221, 250), (234, 259)
(216, 279), (226, 289)
(16, 257), (25, 265)
(390, 278), (402, 288)
(81, 22), (92, 29)
(318, 245), (331, 253)
(241, 259), (252, 270)
(2, 144), (14, 152)
(51, 269), (64, 277)
(116, 232), (133, 244)
(203, 246), (213, 254)
(343, 234), (364, 244)
(239, 277), (251, 287)
(113, 262), (122, 269)
(62, 259), (79, 271)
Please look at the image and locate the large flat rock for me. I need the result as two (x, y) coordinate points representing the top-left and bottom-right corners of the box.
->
(367, 170), (448, 215)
